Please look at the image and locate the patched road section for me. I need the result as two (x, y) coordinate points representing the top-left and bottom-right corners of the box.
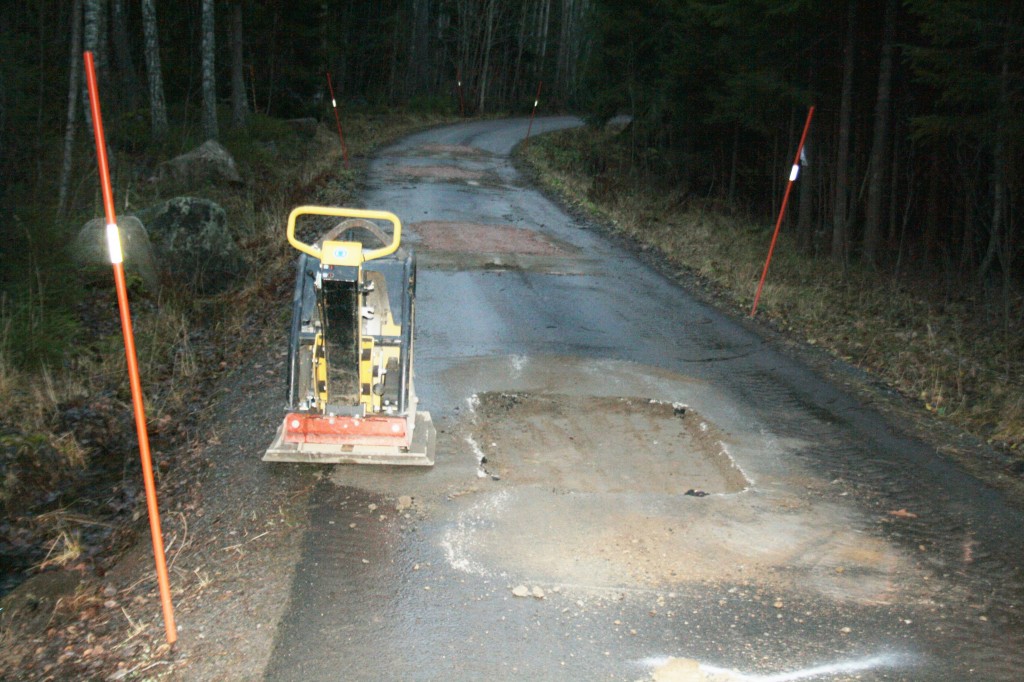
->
(471, 393), (746, 495)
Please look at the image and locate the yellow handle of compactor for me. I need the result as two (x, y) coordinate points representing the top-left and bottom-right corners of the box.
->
(286, 205), (402, 262)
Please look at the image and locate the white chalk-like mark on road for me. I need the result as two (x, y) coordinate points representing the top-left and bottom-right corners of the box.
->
(441, 489), (511, 578)
(637, 653), (909, 681)
(465, 435), (489, 478)
(509, 354), (528, 378)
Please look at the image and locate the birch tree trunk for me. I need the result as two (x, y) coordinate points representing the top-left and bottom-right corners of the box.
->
(141, 0), (168, 139)
(201, 0), (219, 140)
(81, 0), (101, 135)
(57, 0), (84, 219)
(230, 1), (248, 128)
(862, 0), (896, 267)
(831, 0), (857, 265)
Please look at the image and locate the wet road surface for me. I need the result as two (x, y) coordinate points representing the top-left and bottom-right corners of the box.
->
(263, 118), (1024, 680)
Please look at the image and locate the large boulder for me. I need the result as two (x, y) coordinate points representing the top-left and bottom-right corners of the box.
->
(72, 216), (159, 291)
(157, 139), (243, 187)
(136, 197), (247, 294)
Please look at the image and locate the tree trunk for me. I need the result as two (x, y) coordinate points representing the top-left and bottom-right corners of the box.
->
(57, 0), (84, 220)
(861, 0), (896, 267)
(728, 124), (738, 205)
(555, 0), (588, 105)
(536, 0), (551, 82)
(387, 6), (402, 104)
(110, 0), (139, 112)
(512, 1), (529, 102)
(319, 0), (329, 84)
(140, 0), (168, 139)
(230, 1), (248, 128)
(831, 0), (857, 266)
(556, 0), (574, 100)
(796, 134), (815, 254)
(81, 0), (101, 135)
(978, 28), (1012, 286)
(201, 0), (218, 139)
(407, 0), (431, 99)
(477, 0), (496, 113)
(93, 0), (111, 92)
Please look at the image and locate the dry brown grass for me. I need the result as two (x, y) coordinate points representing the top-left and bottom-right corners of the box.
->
(523, 126), (1024, 452)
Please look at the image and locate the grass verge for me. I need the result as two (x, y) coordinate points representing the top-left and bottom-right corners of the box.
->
(520, 124), (1024, 457)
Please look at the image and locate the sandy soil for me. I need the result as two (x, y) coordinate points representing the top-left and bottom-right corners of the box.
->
(413, 144), (491, 157)
(411, 220), (571, 256)
(393, 164), (486, 181)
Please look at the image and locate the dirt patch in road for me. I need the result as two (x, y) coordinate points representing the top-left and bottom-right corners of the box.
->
(444, 390), (915, 602)
(410, 221), (571, 257)
(415, 144), (490, 157)
(446, 483), (911, 600)
(470, 393), (748, 494)
(394, 164), (485, 182)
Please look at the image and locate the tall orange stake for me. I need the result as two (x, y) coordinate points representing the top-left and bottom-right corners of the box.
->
(456, 68), (465, 117)
(524, 80), (543, 144)
(326, 72), (350, 169)
(750, 105), (815, 318)
(83, 51), (177, 646)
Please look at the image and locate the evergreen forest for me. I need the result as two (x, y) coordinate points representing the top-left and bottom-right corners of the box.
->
(0, 0), (1022, 410)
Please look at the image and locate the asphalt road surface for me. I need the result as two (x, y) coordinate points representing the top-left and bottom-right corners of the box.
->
(262, 118), (1024, 681)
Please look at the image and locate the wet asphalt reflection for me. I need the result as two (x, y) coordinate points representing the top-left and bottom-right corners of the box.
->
(264, 118), (1024, 681)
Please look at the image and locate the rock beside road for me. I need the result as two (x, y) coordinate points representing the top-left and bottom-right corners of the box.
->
(157, 139), (243, 187)
(72, 216), (160, 291)
(135, 196), (247, 294)
(74, 197), (247, 295)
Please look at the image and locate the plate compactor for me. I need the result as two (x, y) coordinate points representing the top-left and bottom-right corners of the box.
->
(263, 206), (435, 465)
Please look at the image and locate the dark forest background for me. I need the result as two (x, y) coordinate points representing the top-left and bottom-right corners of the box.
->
(584, 0), (1023, 291)
(1, 0), (1023, 365)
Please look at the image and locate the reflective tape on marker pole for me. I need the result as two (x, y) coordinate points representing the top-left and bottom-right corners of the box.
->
(789, 164), (800, 182)
(106, 223), (124, 264)
(332, 98), (337, 108)
(534, 100), (539, 107)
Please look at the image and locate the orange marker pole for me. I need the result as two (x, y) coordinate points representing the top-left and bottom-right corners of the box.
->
(751, 105), (815, 318)
(83, 51), (177, 646)
(524, 80), (543, 144)
(456, 68), (465, 117)
(326, 72), (350, 169)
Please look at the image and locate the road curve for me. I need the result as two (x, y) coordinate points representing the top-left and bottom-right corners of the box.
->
(262, 118), (1024, 681)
